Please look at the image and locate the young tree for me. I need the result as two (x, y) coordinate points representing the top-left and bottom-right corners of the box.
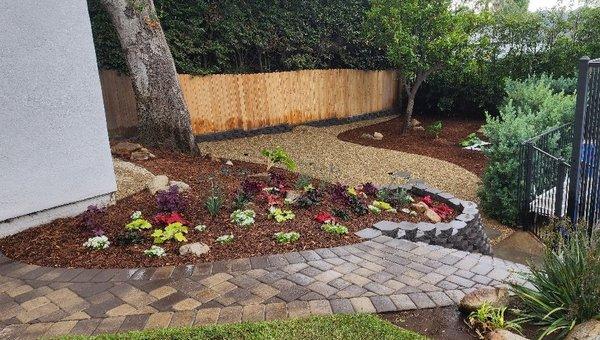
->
(99, 0), (197, 153)
(366, 0), (483, 133)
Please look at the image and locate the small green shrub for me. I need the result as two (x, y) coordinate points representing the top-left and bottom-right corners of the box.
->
(144, 245), (166, 257)
(151, 222), (188, 244)
(426, 121), (443, 139)
(232, 191), (250, 210)
(268, 207), (295, 223)
(295, 175), (312, 190)
(459, 133), (484, 147)
(261, 147), (296, 172)
(230, 209), (256, 227)
(273, 231), (300, 244)
(479, 75), (575, 225)
(511, 226), (600, 338)
(321, 222), (348, 235)
(467, 302), (522, 337)
(125, 211), (152, 231)
(205, 180), (224, 217)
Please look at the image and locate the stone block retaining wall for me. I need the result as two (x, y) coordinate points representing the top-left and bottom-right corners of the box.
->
(360, 183), (492, 255)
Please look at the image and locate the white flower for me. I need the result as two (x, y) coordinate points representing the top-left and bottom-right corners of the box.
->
(144, 245), (166, 257)
(216, 234), (234, 244)
(130, 211), (142, 220)
(83, 236), (110, 250)
(195, 224), (207, 232)
(230, 209), (256, 227)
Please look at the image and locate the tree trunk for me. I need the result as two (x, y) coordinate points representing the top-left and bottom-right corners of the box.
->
(100, 0), (197, 153)
(401, 95), (415, 135)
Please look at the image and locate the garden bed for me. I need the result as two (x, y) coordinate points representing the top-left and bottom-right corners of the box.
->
(338, 116), (487, 176)
(0, 149), (458, 269)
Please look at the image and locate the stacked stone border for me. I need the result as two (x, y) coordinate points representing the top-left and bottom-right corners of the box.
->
(356, 183), (492, 255)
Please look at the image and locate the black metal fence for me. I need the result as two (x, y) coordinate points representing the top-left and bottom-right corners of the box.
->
(520, 57), (600, 235)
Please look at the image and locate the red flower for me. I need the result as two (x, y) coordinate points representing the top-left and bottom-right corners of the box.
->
(421, 195), (434, 207)
(315, 212), (335, 224)
(154, 212), (188, 226)
(262, 192), (282, 206)
(432, 203), (454, 220)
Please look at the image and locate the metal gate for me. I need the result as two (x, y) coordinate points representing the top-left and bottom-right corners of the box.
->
(520, 57), (600, 235)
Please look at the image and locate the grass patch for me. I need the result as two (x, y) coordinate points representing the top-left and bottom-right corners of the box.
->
(61, 314), (426, 340)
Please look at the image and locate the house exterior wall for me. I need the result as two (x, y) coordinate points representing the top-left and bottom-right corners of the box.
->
(0, 0), (116, 236)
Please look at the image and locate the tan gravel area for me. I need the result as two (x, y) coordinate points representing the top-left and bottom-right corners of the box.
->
(113, 158), (155, 200)
(199, 118), (513, 243)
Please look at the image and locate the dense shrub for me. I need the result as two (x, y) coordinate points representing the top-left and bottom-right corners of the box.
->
(511, 225), (600, 338)
(478, 75), (575, 225)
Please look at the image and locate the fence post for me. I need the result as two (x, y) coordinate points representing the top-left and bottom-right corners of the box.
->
(567, 57), (590, 226)
(521, 142), (534, 229)
(555, 161), (567, 217)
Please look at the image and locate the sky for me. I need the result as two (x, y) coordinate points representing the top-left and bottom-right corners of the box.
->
(528, 0), (582, 10)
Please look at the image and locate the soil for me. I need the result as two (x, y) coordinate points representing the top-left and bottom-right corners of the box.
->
(0, 149), (456, 269)
(381, 303), (547, 340)
(338, 116), (488, 177)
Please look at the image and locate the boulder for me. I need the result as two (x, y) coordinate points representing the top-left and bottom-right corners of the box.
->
(285, 190), (303, 204)
(424, 208), (441, 223)
(361, 133), (374, 140)
(111, 141), (143, 157)
(179, 242), (210, 257)
(459, 287), (509, 313)
(411, 201), (429, 213)
(225, 160), (234, 166)
(373, 132), (384, 140)
(147, 175), (169, 195)
(486, 330), (528, 340)
(411, 118), (422, 127)
(566, 320), (600, 340)
(169, 180), (190, 192)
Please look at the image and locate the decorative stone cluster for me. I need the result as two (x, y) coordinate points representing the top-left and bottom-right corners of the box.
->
(356, 182), (492, 255)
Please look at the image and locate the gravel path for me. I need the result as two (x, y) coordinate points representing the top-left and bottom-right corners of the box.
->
(199, 118), (512, 243)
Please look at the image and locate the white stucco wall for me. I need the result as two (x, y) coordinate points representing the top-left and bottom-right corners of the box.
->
(0, 1), (116, 235)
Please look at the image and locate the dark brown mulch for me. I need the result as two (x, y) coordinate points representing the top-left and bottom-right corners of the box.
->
(0, 149), (456, 269)
(338, 116), (488, 177)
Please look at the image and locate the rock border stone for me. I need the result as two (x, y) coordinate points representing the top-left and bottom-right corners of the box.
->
(360, 183), (492, 255)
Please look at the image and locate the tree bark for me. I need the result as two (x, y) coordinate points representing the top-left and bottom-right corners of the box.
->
(399, 63), (444, 134)
(402, 95), (416, 134)
(100, 0), (197, 153)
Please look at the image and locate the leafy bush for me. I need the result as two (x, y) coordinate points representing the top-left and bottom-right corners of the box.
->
(261, 147), (296, 172)
(83, 235), (110, 250)
(426, 121), (443, 139)
(348, 196), (369, 216)
(115, 230), (145, 246)
(273, 231), (300, 244)
(82, 205), (105, 236)
(125, 211), (153, 231)
(321, 222), (349, 235)
(268, 207), (295, 223)
(156, 186), (186, 213)
(144, 245), (166, 257)
(151, 222), (189, 244)
(511, 227), (600, 338)
(332, 209), (350, 221)
(296, 189), (322, 208)
(459, 133), (484, 147)
(368, 200), (397, 214)
(230, 209), (256, 227)
(479, 75), (575, 225)
(376, 188), (413, 207)
(467, 302), (522, 337)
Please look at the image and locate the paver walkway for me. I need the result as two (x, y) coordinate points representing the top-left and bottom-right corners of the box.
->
(0, 235), (528, 339)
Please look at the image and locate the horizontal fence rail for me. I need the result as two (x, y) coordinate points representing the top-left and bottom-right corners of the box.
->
(99, 69), (399, 137)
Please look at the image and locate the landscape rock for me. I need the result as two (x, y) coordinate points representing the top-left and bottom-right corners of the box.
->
(424, 208), (441, 223)
(411, 201), (429, 213)
(486, 329), (528, 340)
(285, 190), (303, 204)
(130, 148), (155, 161)
(361, 133), (375, 140)
(169, 180), (190, 192)
(225, 160), (234, 166)
(411, 118), (421, 127)
(147, 175), (170, 195)
(111, 141), (143, 157)
(566, 320), (600, 340)
(459, 287), (509, 313)
(179, 242), (210, 257)
(113, 159), (155, 201)
(373, 132), (384, 140)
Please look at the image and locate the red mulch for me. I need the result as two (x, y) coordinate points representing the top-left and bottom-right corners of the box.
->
(338, 116), (488, 177)
(0, 149), (456, 269)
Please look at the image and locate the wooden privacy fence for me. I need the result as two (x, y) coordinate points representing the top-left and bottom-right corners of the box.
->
(99, 69), (399, 136)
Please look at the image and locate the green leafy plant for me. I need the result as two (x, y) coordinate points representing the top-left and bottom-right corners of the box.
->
(115, 230), (145, 246)
(261, 147), (296, 172)
(295, 175), (312, 191)
(151, 222), (188, 244)
(467, 302), (522, 338)
(368, 200), (397, 214)
(510, 227), (600, 339)
(426, 121), (443, 139)
(273, 231), (300, 244)
(268, 207), (295, 223)
(232, 191), (250, 210)
(144, 245), (166, 257)
(321, 222), (348, 235)
(216, 234), (234, 244)
(459, 132), (484, 147)
(205, 179), (224, 218)
(125, 211), (152, 231)
(376, 188), (413, 207)
(332, 209), (350, 221)
(230, 209), (256, 227)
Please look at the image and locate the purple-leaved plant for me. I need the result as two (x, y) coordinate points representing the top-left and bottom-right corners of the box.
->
(82, 205), (105, 236)
(362, 182), (378, 197)
(156, 185), (186, 212)
(330, 183), (349, 202)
